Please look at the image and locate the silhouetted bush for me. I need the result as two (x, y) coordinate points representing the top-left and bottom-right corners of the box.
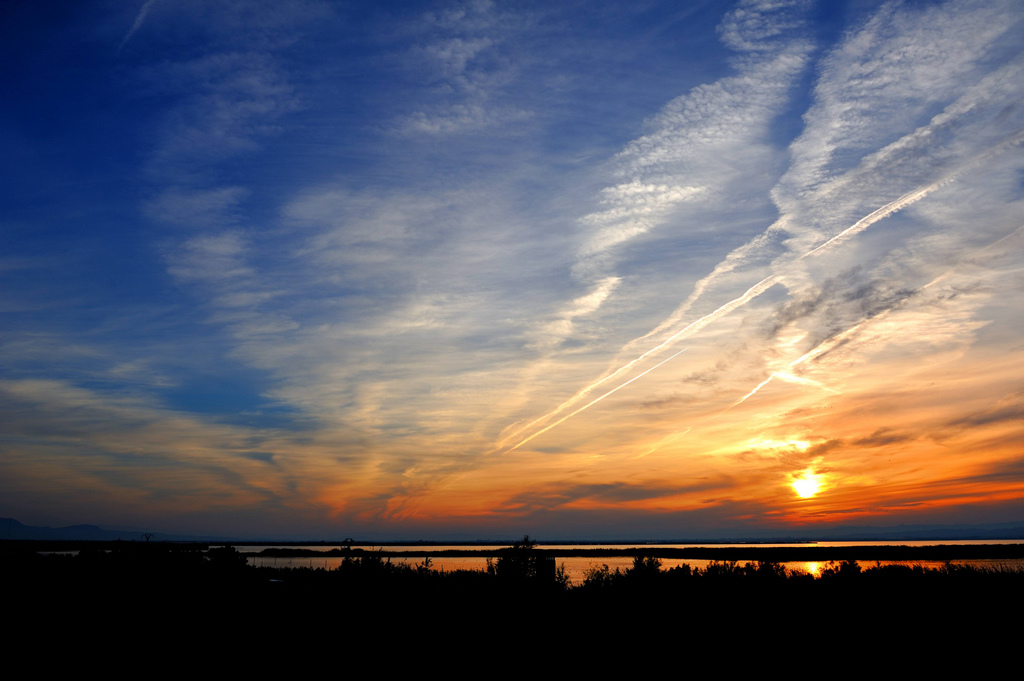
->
(626, 555), (663, 580)
(702, 560), (742, 578)
(754, 560), (787, 580)
(206, 545), (249, 572)
(580, 563), (620, 590)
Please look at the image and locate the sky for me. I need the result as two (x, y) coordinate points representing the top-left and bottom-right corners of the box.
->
(2, 0), (1023, 540)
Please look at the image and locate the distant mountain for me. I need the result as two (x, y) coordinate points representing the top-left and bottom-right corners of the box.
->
(0, 518), (216, 542)
(0, 517), (146, 541)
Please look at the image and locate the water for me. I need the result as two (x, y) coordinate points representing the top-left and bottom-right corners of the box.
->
(237, 541), (1024, 584)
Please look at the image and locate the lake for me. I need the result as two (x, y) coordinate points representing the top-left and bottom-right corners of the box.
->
(236, 540), (1024, 584)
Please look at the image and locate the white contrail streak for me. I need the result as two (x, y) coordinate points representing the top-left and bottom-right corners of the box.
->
(495, 274), (779, 449)
(801, 130), (1024, 260)
(731, 311), (875, 408)
(118, 0), (157, 53)
(732, 369), (838, 407)
(732, 220), (1024, 408)
(733, 374), (778, 407)
(500, 132), (1024, 452)
(636, 427), (691, 459)
(504, 348), (688, 453)
(629, 233), (774, 347)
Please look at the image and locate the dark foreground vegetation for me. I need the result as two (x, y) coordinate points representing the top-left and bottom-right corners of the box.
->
(7, 537), (1023, 659)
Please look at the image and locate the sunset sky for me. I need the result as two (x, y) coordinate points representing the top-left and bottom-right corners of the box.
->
(2, 0), (1023, 540)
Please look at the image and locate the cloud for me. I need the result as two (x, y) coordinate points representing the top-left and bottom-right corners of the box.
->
(130, 15), (306, 181)
(118, 0), (158, 53)
(573, 1), (813, 285)
(774, 0), (1023, 244)
(502, 479), (734, 513)
(423, 37), (494, 78)
(397, 104), (531, 135)
(393, 2), (530, 136)
(527, 276), (621, 350)
(0, 379), (295, 502)
(948, 392), (1024, 429)
(852, 428), (917, 448)
(493, 0), (816, 449)
(717, 0), (811, 53)
(145, 187), (250, 228)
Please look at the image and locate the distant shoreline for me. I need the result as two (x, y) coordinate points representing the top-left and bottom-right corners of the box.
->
(239, 543), (1024, 561)
(7, 539), (1024, 561)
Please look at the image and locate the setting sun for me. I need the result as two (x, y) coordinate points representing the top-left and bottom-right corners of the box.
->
(792, 472), (823, 499)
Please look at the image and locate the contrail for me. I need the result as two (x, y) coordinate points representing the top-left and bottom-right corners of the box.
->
(504, 348), (688, 453)
(118, 0), (157, 53)
(734, 374), (777, 407)
(621, 130), (1024, 357)
(500, 132), (1024, 452)
(495, 273), (779, 449)
(637, 427), (691, 459)
(732, 220), (1024, 408)
(731, 304), (881, 408)
(630, 232), (775, 347)
(732, 366), (841, 407)
(802, 130), (1024, 260)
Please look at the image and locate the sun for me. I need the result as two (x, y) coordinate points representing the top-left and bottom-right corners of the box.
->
(792, 471), (822, 498)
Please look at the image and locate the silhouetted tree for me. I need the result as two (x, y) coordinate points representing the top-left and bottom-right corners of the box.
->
(206, 545), (249, 572)
(494, 535), (542, 580)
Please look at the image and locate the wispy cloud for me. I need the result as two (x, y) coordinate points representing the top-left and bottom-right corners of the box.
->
(118, 0), (158, 54)
(393, 2), (531, 135)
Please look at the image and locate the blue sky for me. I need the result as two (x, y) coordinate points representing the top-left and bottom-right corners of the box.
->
(3, 0), (1024, 539)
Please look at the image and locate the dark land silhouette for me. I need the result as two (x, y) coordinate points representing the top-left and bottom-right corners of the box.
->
(7, 534), (1023, 660)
